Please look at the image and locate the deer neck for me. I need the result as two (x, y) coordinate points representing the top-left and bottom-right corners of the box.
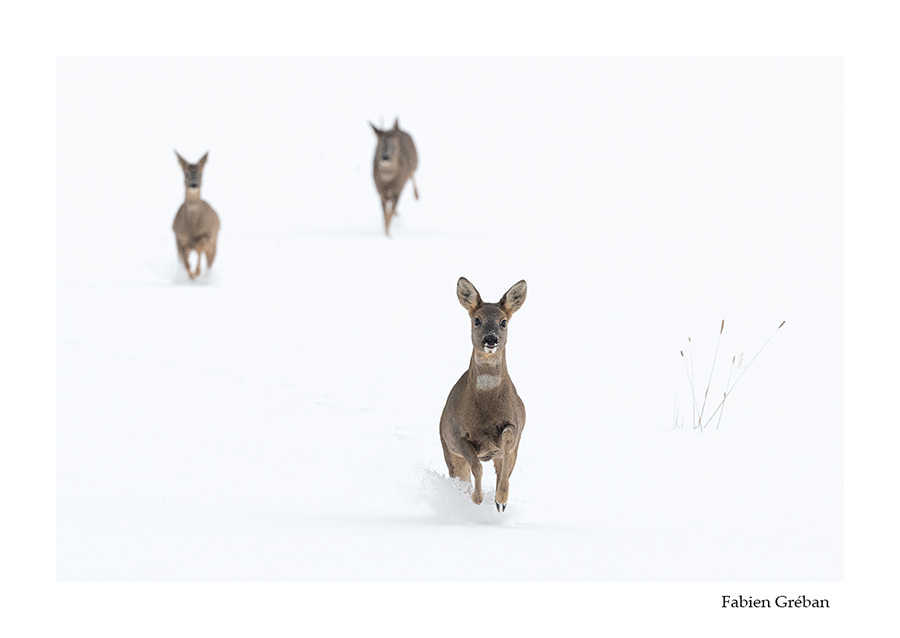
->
(184, 188), (202, 202)
(467, 350), (509, 393)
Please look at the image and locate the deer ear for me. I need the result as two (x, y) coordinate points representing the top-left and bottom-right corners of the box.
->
(369, 122), (382, 136)
(197, 152), (208, 170)
(457, 277), (483, 312)
(392, 118), (400, 131)
(175, 150), (188, 170)
(500, 280), (527, 315)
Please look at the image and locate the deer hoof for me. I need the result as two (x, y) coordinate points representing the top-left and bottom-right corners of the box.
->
(495, 502), (507, 512)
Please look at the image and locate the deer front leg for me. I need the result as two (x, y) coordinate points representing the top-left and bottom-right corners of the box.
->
(388, 196), (399, 224)
(192, 249), (202, 278)
(459, 439), (484, 505)
(494, 425), (517, 512)
(381, 197), (392, 236)
(176, 239), (194, 278)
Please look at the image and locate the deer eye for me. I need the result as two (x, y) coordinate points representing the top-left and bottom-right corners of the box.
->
(473, 317), (482, 326)
(500, 319), (508, 328)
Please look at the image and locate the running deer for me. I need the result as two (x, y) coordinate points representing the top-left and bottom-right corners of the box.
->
(370, 118), (418, 236)
(439, 277), (528, 512)
(173, 151), (220, 279)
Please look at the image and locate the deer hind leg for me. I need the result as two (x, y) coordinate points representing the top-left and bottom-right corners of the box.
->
(442, 435), (472, 483)
(192, 248), (203, 278)
(493, 425), (518, 511)
(448, 455), (472, 483)
(176, 239), (194, 279)
(390, 197), (399, 223)
(381, 198), (392, 236)
(459, 440), (484, 505)
(411, 176), (419, 200)
(205, 241), (217, 269)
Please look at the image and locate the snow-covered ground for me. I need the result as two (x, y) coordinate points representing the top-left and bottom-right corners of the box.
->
(57, 58), (842, 580)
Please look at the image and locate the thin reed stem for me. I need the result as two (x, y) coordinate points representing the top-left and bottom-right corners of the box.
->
(690, 338), (701, 428)
(716, 355), (736, 431)
(681, 347), (701, 429)
(702, 321), (785, 430)
(698, 320), (724, 430)
(725, 320), (785, 394)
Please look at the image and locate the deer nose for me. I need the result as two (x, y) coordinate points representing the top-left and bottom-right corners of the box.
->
(483, 335), (499, 348)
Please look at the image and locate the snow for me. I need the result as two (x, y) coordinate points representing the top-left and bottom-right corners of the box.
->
(57, 58), (842, 580)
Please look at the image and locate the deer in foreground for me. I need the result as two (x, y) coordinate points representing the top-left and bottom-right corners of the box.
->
(370, 118), (418, 236)
(173, 151), (220, 279)
(439, 277), (528, 512)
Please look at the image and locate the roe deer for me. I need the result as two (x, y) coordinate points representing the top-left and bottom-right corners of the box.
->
(439, 277), (528, 512)
(173, 151), (220, 279)
(370, 118), (418, 236)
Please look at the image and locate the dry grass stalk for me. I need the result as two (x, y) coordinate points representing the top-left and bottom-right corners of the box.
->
(716, 355), (736, 431)
(679, 320), (785, 432)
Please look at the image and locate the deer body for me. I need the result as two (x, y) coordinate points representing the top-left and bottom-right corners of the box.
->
(370, 118), (418, 236)
(439, 278), (528, 511)
(173, 151), (220, 279)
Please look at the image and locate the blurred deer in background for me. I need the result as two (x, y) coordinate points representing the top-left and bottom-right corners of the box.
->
(370, 118), (418, 236)
(173, 151), (220, 279)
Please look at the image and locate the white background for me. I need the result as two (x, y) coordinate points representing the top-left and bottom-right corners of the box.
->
(2, 0), (897, 635)
(56, 56), (841, 581)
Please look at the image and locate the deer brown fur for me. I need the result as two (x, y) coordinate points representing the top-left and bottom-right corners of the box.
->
(439, 277), (528, 511)
(173, 151), (220, 279)
(370, 118), (418, 236)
